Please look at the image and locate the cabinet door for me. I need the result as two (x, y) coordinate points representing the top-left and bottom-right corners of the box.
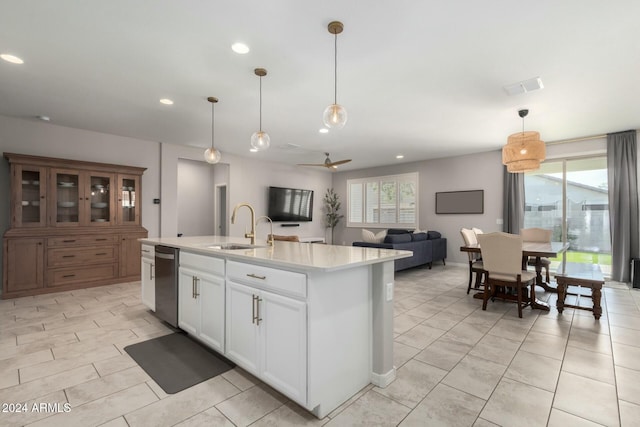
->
(141, 257), (155, 311)
(198, 272), (225, 353)
(87, 171), (116, 226)
(117, 174), (141, 225)
(49, 168), (82, 226)
(178, 267), (200, 336)
(12, 164), (47, 228)
(120, 233), (145, 278)
(225, 281), (259, 376)
(5, 238), (45, 292)
(260, 291), (307, 403)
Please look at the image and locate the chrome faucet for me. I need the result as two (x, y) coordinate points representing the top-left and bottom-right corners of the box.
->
(256, 215), (274, 246)
(231, 203), (256, 245)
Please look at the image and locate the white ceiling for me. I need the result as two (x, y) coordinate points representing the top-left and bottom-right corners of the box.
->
(1, 1), (639, 171)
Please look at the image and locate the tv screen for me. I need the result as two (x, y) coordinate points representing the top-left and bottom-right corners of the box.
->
(268, 186), (314, 222)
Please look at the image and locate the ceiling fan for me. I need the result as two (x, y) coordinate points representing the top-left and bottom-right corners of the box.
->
(298, 152), (351, 169)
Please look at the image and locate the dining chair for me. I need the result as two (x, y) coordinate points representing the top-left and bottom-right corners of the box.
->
(472, 227), (483, 236)
(460, 228), (485, 294)
(476, 232), (537, 318)
(269, 234), (300, 242)
(520, 227), (553, 284)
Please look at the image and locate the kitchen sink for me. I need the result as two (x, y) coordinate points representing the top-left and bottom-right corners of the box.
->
(206, 243), (264, 250)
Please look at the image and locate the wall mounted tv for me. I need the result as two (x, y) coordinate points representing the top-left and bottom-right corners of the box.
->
(435, 190), (484, 214)
(268, 186), (314, 222)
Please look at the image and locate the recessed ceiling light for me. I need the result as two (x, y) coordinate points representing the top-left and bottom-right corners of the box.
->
(249, 148), (258, 153)
(37, 115), (50, 122)
(159, 98), (174, 105)
(396, 154), (404, 159)
(319, 128), (329, 134)
(1, 54), (24, 64)
(231, 43), (250, 54)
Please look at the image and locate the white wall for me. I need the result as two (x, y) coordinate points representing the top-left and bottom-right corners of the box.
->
(159, 144), (332, 242)
(332, 150), (504, 264)
(177, 158), (216, 237)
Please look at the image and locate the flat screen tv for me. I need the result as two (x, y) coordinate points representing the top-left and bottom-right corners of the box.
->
(268, 186), (314, 222)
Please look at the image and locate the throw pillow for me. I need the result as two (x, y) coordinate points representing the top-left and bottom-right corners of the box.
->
(362, 229), (387, 243)
(411, 232), (428, 241)
(427, 230), (442, 239)
(384, 234), (412, 244)
(387, 228), (412, 235)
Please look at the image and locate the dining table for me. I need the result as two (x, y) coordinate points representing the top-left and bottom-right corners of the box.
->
(460, 241), (570, 311)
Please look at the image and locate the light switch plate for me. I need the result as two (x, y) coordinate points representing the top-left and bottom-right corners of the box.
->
(386, 282), (394, 302)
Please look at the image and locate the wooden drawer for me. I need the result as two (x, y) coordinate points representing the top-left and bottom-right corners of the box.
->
(227, 260), (306, 298)
(48, 235), (118, 247)
(181, 251), (225, 276)
(48, 245), (117, 267)
(48, 264), (118, 287)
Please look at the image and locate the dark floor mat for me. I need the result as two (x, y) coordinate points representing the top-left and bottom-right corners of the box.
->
(124, 332), (235, 394)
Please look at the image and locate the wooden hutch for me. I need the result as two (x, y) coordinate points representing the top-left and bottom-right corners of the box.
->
(2, 153), (148, 299)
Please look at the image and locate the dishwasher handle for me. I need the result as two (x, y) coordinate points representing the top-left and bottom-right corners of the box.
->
(155, 252), (175, 260)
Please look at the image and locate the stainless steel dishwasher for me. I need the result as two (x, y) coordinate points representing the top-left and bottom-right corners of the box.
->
(154, 245), (179, 327)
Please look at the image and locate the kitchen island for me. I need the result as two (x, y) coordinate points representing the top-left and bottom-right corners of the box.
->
(139, 235), (411, 418)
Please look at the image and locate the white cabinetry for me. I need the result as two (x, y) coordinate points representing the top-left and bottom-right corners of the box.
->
(140, 244), (155, 311)
(225, 261), (307, 404)
(178, 252), (225, 353)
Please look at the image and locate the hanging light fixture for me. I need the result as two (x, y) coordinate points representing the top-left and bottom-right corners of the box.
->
(204, 97), (222, 164)
(323, 21), (347, 129)
(250, 68), (270, 151)
(502, 109), (546, 173)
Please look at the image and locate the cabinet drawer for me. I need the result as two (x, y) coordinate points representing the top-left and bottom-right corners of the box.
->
(141, 244), (155, 260)
(48, 235), (118, 247)
(227, 260), (306, 298)
(48, 264), (118, 287)
(181, 251), (225, 276)
(48, 246), (117, 267)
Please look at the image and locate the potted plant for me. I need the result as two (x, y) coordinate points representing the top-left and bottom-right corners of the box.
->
(323, 188), (343, 244)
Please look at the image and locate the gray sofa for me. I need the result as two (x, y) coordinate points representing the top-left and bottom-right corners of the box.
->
(352, 230), (447, 271)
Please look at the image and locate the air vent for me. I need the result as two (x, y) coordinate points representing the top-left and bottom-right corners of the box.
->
(503, 77), (544, 96)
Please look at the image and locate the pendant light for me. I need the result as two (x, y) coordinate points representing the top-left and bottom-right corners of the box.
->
(323, 21), (347, 129)
(250, 68), (270, 151)
(204, 97), (222, 164)
(502, 109), (546, 173)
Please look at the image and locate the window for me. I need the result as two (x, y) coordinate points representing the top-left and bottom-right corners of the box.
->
(524, 156), (610, 276)
(348, 172), (418, 228)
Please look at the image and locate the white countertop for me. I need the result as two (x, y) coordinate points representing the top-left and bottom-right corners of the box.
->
(140, 235), (411, 272)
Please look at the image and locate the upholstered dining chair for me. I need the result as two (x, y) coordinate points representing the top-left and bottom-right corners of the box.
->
(476, 232), (537, 318)
(460, 228), (485, 294)
(269, 234), (300, 242)
(520, 227), (553, 284)
(472, 227), (483, 236)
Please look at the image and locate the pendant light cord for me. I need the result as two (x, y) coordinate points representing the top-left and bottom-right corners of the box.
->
(211, 101), (215, 149)
(259, 75), (263, 131)
(333, 32), (338, 105)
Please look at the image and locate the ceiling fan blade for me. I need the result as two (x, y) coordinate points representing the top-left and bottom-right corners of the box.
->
(327, 159), (352, 167)
(297, 163), (327, 167)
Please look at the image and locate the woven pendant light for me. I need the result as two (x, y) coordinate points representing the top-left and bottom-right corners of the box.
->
(502, 109), (545, 173)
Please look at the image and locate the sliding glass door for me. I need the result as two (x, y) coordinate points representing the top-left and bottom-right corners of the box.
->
(524, 156), (611, 276)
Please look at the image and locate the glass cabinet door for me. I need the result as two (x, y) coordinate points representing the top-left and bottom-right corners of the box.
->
(88, 173), (115, 225)
(14, 165), (47, 227)
(51, 169), (81, 226)
(118, 174), (140, 225)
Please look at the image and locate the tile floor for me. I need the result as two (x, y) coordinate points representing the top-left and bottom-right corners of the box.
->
(1, 265), (639, 426)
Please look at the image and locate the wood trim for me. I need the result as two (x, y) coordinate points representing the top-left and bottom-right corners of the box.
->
(4, 152), (147, 175)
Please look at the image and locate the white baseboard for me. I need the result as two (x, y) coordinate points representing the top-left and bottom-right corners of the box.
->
(370, 367), (396, 388)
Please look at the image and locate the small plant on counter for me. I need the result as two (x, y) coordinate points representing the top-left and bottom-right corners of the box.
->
(323, 188), (343, 244)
